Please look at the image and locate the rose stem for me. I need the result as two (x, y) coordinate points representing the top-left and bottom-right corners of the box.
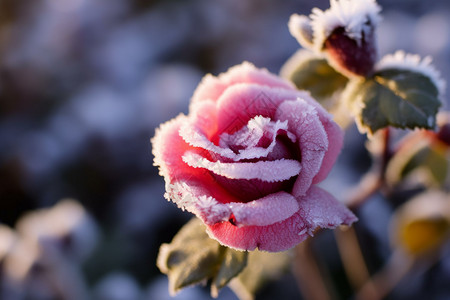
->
(355, 250), (414, 300)
(334, 226), (380, 300)
(345, 127), (391, 209)
(293, 239), (335, 300)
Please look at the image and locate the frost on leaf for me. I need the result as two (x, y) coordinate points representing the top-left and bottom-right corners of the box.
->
(344, 67), (442, 135)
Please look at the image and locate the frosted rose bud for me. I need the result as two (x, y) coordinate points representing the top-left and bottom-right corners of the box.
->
(289, 0), (381, 77)
(151, 62), (357, 252)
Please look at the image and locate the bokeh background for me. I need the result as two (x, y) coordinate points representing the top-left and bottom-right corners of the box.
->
(0, 0), (449, 299)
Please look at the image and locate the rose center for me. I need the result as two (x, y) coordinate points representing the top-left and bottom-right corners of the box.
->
(212, 133), (300, 203)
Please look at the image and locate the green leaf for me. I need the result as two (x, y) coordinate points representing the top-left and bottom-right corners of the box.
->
(211, 247), (248, 297)
(228, 250), (291, 300)
(386, 138), (449, 187)
(156, 218), (247, 297)
(281, 50), (348, 104)
(345, 69), (441, 135)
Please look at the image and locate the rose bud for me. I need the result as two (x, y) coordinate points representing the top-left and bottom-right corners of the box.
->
(151, 62), (357, 252)
(289, 0), (381, 77)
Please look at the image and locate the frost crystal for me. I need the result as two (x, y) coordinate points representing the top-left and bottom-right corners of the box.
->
(289, 0), (381, 52)
(376, 51), (446, 97)
(310, 0), (381, 51)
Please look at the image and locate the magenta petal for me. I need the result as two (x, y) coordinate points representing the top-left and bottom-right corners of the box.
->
(180, 115), (296, 162)
(296, 186), (358, 230)
(191, 62), (295, 104)
(166, 182), (232, 224)
(166, 184), (298, 227)
(182, 152), (301, 182)
(206, 186), (356, 252)
(188, 100), (218, 139)
(151, 115), (206, 182)
(216, 84), (303, 134)
(276, 99), (328, 196)
(230, 192), (299, 226)
(291, 92), (344, 183)
(282, 92), (343, 184)
(313, 115), (344, 184)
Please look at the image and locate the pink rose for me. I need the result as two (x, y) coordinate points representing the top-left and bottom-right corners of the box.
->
(152, 62), (356, 252)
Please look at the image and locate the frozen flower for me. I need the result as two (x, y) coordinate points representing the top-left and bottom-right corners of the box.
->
(151, 62), (356, 252)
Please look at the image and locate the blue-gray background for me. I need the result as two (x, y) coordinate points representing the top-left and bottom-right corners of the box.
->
(0, 0), (449, 299)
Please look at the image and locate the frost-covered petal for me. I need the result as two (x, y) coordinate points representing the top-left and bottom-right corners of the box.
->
(152, 115), (240, 207)
(165, 182), (232, 224)
(312, 110), (344, 183)
(206, 186), (356, 252)
(166, 183), (298, 227)
(276, 99), (328, 196)
(297, 186), (357, 231)
(151, 115), (206, 182)
(187, 99), (218, 139)
(229, 192), (299, 226)
(215, 83), (303, 134)
(283, 92), (344, 184)
(180, 115), (296, 161)
(182, 152), (301, 182)
(191, 62), (295, 104)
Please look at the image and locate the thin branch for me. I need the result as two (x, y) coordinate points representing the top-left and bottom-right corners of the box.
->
(356, 251), (414, 300)
(345, 128), (391, 209)
(293, 239), (335, 300)
(334, 226), (380, 300)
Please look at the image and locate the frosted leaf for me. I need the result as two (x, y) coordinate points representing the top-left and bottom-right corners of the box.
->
(376, 51), (446, 97)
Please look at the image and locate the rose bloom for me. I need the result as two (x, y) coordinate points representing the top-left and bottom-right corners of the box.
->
(152, 62), (356, 252)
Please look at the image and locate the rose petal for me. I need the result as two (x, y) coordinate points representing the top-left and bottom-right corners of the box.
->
(167, 181), (299, 227)
(165, 182), (232, 224)
(151, 115), (206, 182)
(206, 186), (357, 252)
(297, 93), (344, 184)
(191, 62), (295, 104)
(179, 115), (296, 161)
(182, 152), (301, 182)
(219, 116), (296, 150)
(230, 192), (299, 226)
(297, 186), (358, 230)
(152, 115), (241, 207)
(312, 114), (344, 183)
(187, 100), (218, 139)
(216, 83), (303, 134)
(276, 99), (328, 196)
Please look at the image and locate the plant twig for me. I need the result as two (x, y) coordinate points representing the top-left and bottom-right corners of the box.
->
(356, 251), (414, 300)
(345, 128), (391, 209)
(335, 226), (380, 300)
(293, 239), (334, 300)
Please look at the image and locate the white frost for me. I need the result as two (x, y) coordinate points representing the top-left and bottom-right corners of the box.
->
(290, 0), (381, 52)
(376, 50), (446, 97)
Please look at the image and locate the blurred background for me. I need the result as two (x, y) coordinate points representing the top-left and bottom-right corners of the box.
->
(0, 0), (449, 299)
